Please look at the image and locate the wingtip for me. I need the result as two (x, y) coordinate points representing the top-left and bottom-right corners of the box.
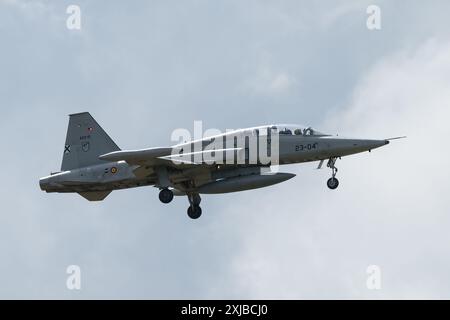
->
(385, 136), (407, 141)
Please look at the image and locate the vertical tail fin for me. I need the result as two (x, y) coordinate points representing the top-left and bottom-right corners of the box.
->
(61, 112), (120, 171)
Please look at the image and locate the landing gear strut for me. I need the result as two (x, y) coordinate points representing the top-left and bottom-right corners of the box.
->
(326, 157), (339, 190)
(187, 193), (202, 219)
(159, 188), (174, 204)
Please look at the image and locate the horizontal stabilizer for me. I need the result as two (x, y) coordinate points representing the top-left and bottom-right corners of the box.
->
(78, 191), (111, 201)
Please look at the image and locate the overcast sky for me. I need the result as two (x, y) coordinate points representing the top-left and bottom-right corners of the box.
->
(1, 0), (450, 299)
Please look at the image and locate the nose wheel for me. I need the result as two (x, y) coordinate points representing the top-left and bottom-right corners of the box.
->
(327, 177), (339, 189)
(326, 157), (339, 190)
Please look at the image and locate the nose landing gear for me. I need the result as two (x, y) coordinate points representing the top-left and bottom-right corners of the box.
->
(326, 157), (339, 190)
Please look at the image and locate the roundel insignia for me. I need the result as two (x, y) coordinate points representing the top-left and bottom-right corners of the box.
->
(82, 142), (90, 152)
(111, 167), (118, 174)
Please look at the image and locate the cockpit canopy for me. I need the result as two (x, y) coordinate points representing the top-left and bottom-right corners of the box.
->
(266, 124), (328, 137)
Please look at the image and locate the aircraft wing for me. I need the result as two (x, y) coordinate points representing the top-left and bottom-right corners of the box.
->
(159, 148), (243, 165)
(99, 147), (173, 165)
(99, 147), (244, 167)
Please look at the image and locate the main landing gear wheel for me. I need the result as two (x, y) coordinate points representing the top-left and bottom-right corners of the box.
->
(159, 188), (174, 204)
(186, 193), (202, 219)
(327, 177), (339, 190)
(326, 157), (340, 190)
(187, 205), (202, 219)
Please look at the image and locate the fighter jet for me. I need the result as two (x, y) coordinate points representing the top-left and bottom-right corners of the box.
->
(39, 112), (403, 219)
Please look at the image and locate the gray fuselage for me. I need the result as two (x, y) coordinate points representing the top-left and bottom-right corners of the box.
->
(40, 125), (388, 195)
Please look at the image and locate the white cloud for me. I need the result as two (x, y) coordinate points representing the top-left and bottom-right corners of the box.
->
(1, 0), (47, 12)
(269, 73), (293, 93)
(219, 38), (450, 299)
(320, 1), (366, 28)
(2, 1), (450, 299)
(243, 61), (297, 95)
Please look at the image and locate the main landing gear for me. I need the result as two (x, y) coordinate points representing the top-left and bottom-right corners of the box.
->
(187, 193), (202, 219)
(326, 157), (339, 190)
(159, 187), (203, 220)
(159, 188), (174, 204)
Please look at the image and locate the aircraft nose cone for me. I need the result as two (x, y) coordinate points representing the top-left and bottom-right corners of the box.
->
(366, 139), (388, 149)
(360, 139), (389, 151)
(343, 139), (389, 154)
